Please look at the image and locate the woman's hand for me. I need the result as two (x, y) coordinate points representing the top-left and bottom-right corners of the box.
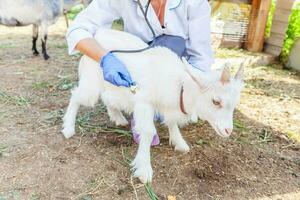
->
(100, 52), (134, 87)
(75, 38), (134, 87)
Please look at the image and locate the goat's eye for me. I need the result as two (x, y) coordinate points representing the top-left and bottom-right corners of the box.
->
(212, 99), (222, 107)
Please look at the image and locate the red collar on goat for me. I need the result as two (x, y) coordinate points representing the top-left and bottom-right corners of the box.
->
(180, 86), (188, 115)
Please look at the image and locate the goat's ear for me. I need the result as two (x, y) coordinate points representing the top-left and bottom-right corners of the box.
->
(220, 66), (231, 84)
(234, 65), (244, 81)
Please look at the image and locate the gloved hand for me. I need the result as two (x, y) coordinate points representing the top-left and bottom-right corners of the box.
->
(100, 52), (134, 87)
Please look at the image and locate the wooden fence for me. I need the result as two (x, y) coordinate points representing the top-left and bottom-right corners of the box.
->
(210, 0), (295, 54)
(210, 0), (252, 48)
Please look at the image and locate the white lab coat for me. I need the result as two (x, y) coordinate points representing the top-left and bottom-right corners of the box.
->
(66, 0), (214, 71)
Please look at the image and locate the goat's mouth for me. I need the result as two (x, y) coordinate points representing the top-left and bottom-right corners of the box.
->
(211, 124), (231, 138)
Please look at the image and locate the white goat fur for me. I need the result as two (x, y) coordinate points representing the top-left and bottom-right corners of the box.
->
(62, 29), (244, 183)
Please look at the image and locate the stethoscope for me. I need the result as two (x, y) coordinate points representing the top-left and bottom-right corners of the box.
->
(110, 0), (157, 54)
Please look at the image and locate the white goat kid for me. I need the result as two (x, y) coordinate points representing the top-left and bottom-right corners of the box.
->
(0, 0), (90, 60)
(62, 29), (244, 183)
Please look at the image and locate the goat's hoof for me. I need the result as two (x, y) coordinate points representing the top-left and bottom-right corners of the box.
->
(43, 54), (50, 60)
(61, 127), (75, 139)
(32, 51), (39, 56)
(170, 139), (190, 153)
(133, 166), (153, 184)
(174, 143), (190, 153)
(115, 118), (129, 126)
(132, 160), (153, 183)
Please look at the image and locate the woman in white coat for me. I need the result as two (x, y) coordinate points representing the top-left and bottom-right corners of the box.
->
(66, 0), (214, 145)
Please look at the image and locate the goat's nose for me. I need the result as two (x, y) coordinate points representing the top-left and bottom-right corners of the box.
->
(225, 128), (233, 135)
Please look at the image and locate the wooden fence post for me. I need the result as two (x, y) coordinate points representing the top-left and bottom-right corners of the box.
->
(246, 0), (272, 52)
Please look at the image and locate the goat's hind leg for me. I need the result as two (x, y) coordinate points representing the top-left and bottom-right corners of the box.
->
(62, 62), (101, 138)
(62, 88), (80, 138)
(62, 85), (101, 138)
(101, 91), (129, 126)
(40, 23), (50, 60)
(167, 123), (189, 153)
(106, 106), (128, 126)
(32, 25), (39, 55)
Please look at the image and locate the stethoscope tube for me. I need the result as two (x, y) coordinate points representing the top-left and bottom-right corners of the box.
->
(110, 0), (157, 54)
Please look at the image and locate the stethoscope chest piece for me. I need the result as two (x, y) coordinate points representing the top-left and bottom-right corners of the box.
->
(130, 84), (139, 94)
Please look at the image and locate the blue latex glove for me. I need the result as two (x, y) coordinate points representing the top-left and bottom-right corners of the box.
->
(100, 52), (134, 87)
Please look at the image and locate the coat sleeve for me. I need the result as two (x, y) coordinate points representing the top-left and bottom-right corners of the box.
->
(66, 0), (122, 55)
(186, 0), (214, 72)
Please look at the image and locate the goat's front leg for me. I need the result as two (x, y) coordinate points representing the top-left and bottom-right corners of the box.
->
(40, 23), (50, 60)
(167, 123), (190, 153)
(131, 103), (156, 183)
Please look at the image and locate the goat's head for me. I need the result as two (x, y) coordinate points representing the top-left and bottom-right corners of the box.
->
(184, 60), (244, 138)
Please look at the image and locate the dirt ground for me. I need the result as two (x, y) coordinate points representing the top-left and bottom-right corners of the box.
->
(0, 19), (300, 200)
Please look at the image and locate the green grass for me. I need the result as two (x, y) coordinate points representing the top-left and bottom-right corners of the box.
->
(144, 183), (159, 200)
(0, 91), (31, 106)
(287, 131), (300, 143)
(233, 119), (248, 133)
(44, 105), (132, 138)
(30, 192), (40, 200)
(0, 43), (16, 49)
(0, 144), (8, 157)
(57, 78), (76, 91)
(81, 195), (93, 200)
(0, 190), (20, 200)
(32, 82), (50, 90)
(195, 138), (210, 146)
(267, 1), (300, 62)
(74, 107), (132, 137)
(66, 5), (85, 20)
(257, 129), (273, 143)
(231, 119), (251, 144)
(104, 148), (159, 199)
(53, 43), (68, 49)
(112, 19), (124, 31)
(233, 135), (251, 145)
(120, 149), (159, 200)
(281, 2), (300, 63)
(265, 0), (276, 38)
(44, 109), (64, 125)
(0, 111), (7, 120)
